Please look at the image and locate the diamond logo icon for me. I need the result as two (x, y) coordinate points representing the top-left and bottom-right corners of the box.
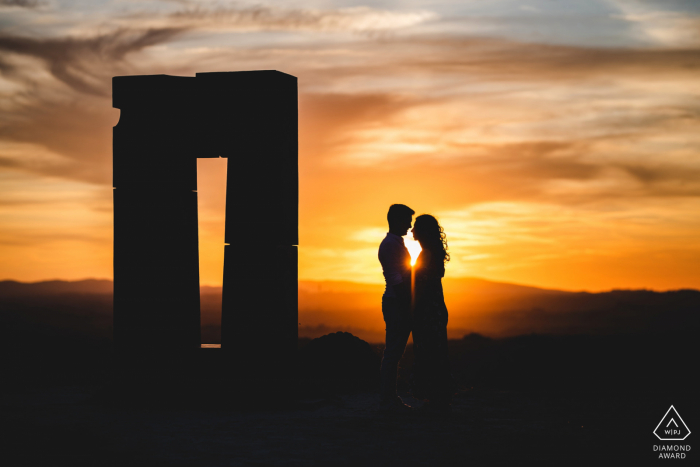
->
(654, 405), (691, 441)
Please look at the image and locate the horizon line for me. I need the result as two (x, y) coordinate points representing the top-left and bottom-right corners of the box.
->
(2, 276), (698, 295)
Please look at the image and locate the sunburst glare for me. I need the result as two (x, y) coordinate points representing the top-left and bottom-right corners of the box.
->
(404, 231), (422, 266)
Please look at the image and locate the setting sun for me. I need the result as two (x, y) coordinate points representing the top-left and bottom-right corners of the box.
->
(404, 233), (422, 267)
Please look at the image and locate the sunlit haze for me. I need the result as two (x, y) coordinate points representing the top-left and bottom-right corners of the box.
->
(1, 0), (700, 291)
(405, 232), (421, 267)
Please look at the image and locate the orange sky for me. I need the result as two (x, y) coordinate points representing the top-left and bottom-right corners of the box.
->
(1, 1), (699, 292)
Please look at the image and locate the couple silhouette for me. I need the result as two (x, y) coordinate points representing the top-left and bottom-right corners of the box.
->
(378, 204), (454, 414)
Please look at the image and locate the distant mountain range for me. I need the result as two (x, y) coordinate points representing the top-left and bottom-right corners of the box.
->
(0, 277), (568, 296)
(6, 276), (690, 296)
(0, 279), (114, 295)
(1, 278), (697, 343)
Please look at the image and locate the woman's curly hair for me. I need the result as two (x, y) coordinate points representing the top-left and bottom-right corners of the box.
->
(413, 214), (450, 263)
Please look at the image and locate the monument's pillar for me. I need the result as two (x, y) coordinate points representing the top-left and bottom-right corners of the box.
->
(198, 71), (298, 383)
(112, 71), (298, 394)
(112, 75), (201, 359)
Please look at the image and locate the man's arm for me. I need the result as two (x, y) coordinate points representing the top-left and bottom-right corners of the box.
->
(379, 237), (412, 312)
(379, 239), (405, 287)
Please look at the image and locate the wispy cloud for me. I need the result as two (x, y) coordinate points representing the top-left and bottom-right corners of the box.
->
(0, 28), (185, 96)
(109, 4), (437, 34)
(609, 0), (700, 46)
(0, 0), (45, 8)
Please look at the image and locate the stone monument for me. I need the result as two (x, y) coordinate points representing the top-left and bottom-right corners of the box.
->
(112, 71), (298, 390)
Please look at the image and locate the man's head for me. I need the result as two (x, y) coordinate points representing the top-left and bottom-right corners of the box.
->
(387, 204), (415, 236)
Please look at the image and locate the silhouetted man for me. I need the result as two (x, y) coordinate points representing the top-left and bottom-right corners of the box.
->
(378, 203), (415, 412)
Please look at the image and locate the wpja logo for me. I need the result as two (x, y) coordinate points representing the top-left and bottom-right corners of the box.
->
(653, 405), (691, 460)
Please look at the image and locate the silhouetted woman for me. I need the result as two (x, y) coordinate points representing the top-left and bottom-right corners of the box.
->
(411, 214), (454, 411)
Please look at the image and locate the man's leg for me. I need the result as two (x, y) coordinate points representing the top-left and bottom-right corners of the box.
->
(379, 296), (411, 402)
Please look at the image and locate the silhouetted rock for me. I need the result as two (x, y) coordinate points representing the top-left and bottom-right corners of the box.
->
(298, 332), (380, 396)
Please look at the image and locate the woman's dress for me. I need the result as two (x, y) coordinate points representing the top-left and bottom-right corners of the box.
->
(411, 249), (454, 403)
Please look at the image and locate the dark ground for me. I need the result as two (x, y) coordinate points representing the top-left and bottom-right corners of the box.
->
(0, 287), (697, 466)
(1, 333), (696, 466)
(2, 384), (683, 467)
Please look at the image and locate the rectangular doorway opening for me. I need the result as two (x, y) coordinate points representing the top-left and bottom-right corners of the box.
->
(197, 157), (228, 346)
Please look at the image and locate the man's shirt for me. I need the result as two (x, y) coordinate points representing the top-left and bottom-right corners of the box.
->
(378, 232), (411, 298)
